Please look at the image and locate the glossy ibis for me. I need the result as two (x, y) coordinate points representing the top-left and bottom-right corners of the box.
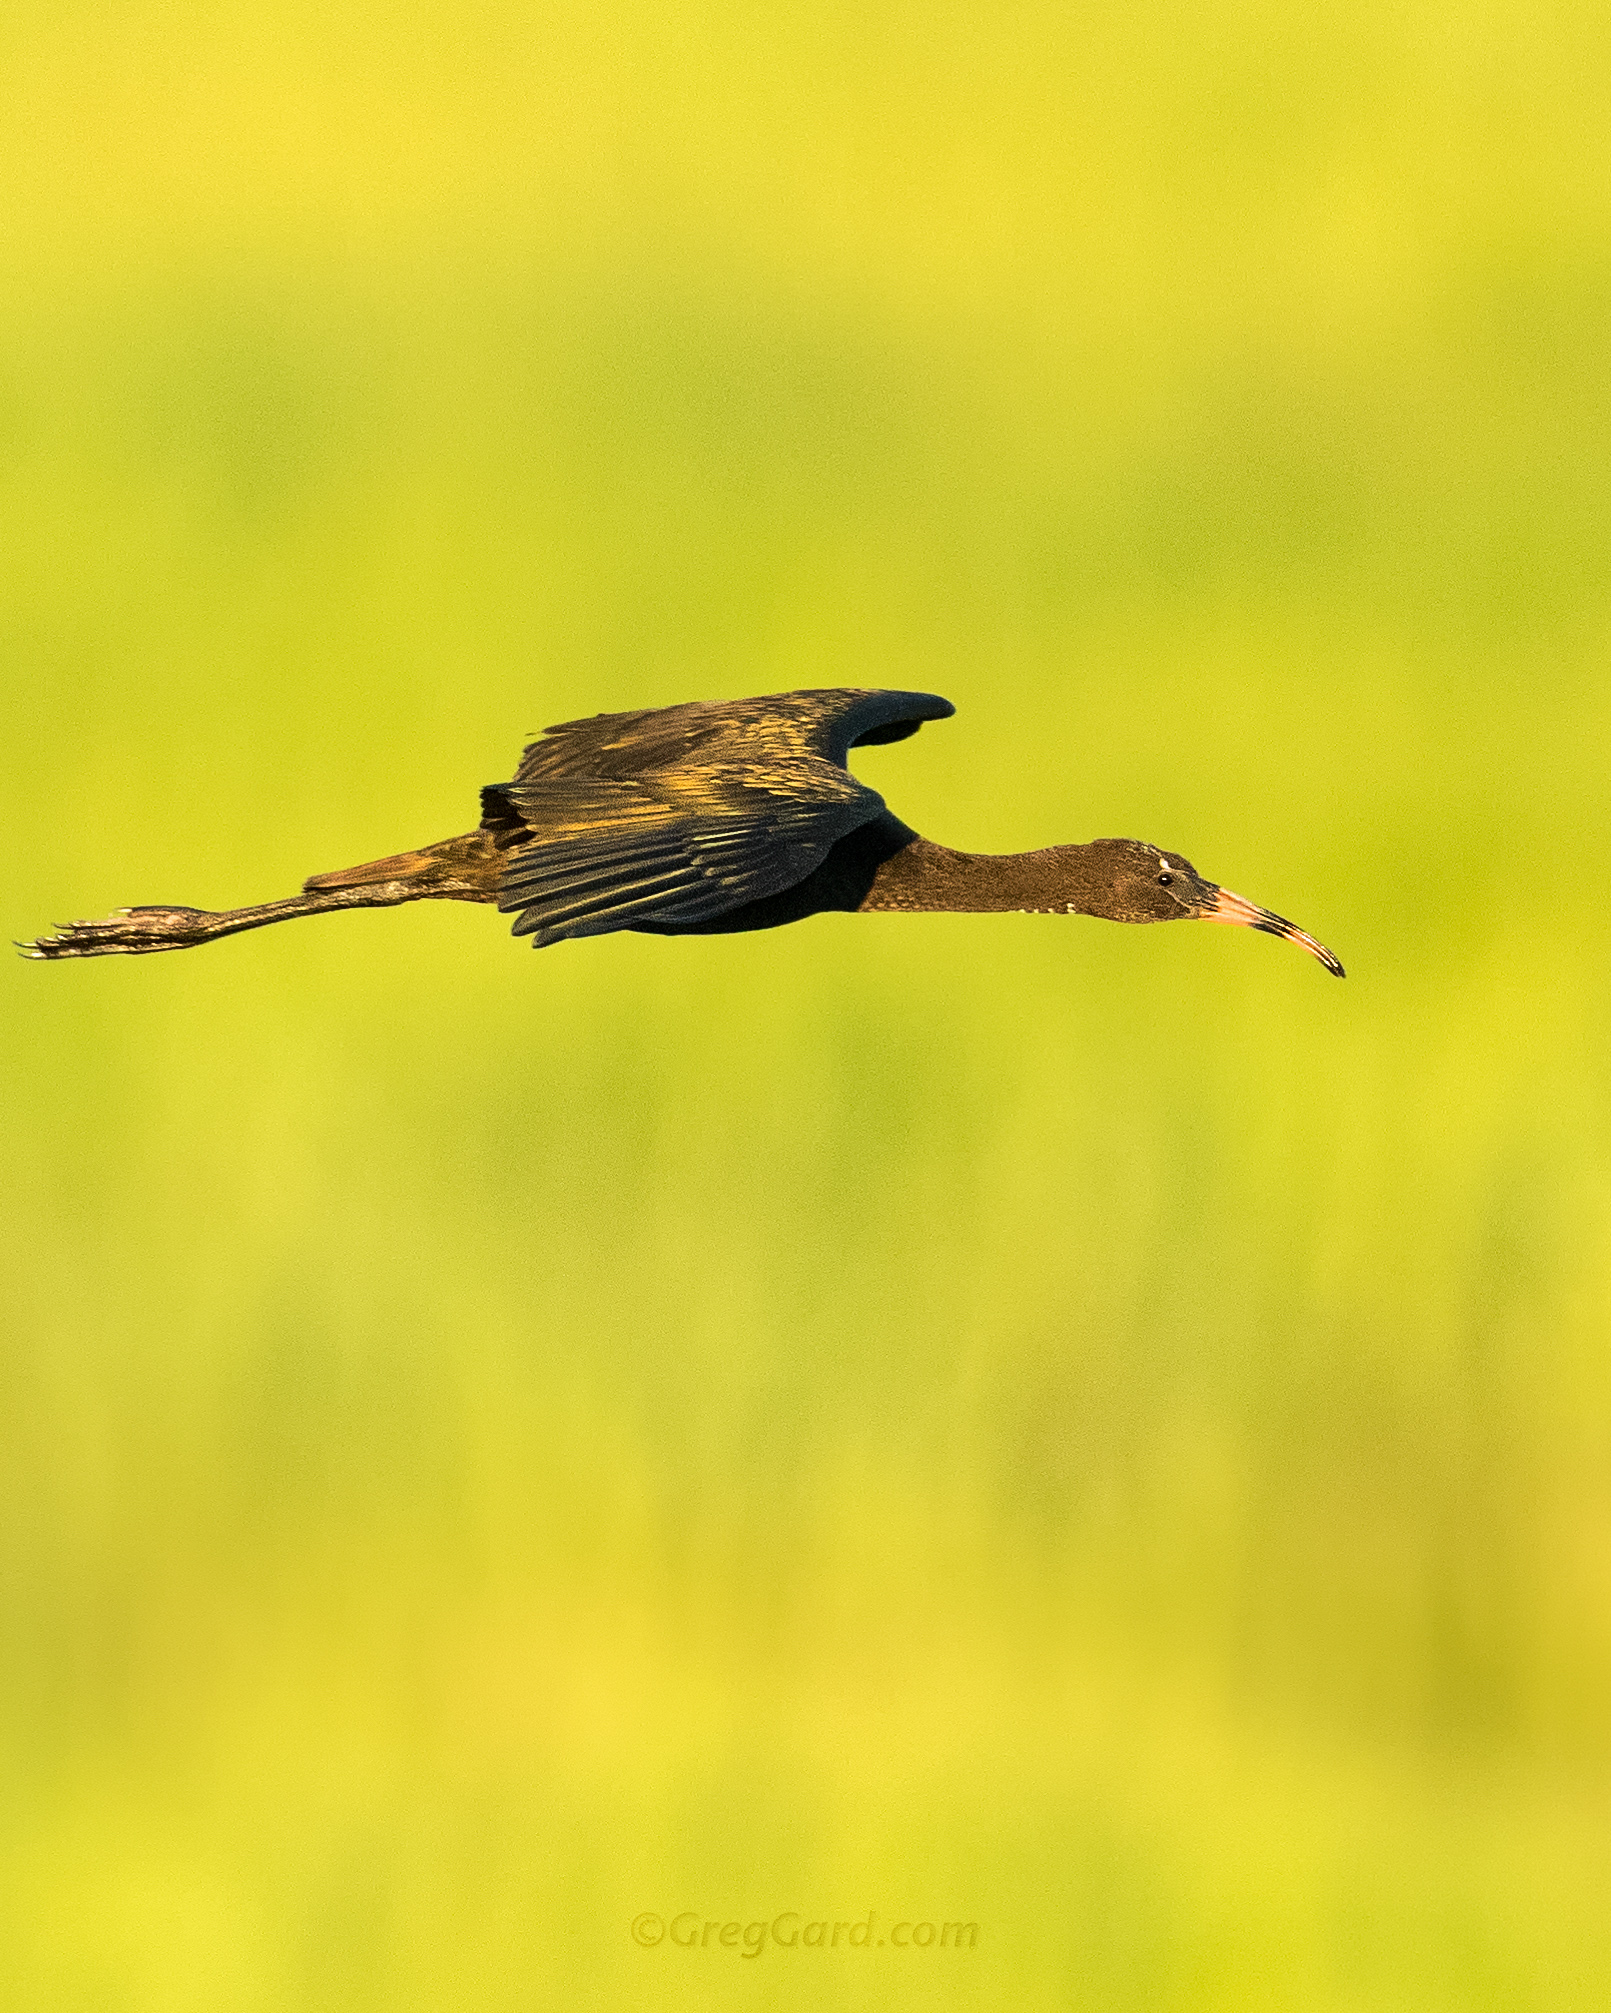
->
(21, 688), (1343, 974)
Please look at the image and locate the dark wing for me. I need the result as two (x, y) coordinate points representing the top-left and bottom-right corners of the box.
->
(481, 687), (953, 947)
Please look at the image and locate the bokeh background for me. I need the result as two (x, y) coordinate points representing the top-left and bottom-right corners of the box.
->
(4, 3), (1610, 2006)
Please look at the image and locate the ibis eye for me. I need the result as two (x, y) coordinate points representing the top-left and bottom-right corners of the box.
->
(1157, 871), (1172, 885)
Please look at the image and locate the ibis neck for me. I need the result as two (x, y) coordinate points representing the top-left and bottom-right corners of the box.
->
(858, 836), (1107, 915)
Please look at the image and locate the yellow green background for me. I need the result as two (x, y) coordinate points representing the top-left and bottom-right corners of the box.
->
(4, 3), (1610, 2006)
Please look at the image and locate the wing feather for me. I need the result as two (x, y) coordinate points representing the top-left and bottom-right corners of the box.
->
(483, 687), (954, 946)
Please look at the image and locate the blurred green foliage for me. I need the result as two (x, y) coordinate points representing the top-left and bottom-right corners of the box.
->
(4, 2), (1611, 2006)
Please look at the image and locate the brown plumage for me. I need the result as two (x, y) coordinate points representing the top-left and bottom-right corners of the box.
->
(20, 687), (1343, 974)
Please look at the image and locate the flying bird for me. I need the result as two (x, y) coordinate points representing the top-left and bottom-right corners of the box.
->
(21, 688), (1343, 974)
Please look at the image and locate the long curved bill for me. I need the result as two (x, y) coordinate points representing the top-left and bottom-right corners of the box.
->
(1204, 886), (1345, 977)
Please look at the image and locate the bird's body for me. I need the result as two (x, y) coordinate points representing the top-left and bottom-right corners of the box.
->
(22, 687), (1344, 974)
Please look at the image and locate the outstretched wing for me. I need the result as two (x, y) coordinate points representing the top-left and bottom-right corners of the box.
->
(482, 687), (953, 947)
